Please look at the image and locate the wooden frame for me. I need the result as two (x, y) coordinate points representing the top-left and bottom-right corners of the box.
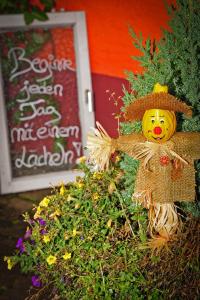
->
(0, 12), (94, 194)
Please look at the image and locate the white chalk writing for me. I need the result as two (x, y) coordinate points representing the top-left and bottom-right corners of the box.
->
(72, 142), (82, 156)
(17, 80), (63, 103)
(11, 124), (80, 142)
(9, 47), (75, 82)
(19, 99), (62, 125)
(7, 36), (81, 172)
(15, 143), (75, 168)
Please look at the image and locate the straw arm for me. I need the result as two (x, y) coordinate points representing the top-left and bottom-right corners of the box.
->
(115, 133), (146, 158)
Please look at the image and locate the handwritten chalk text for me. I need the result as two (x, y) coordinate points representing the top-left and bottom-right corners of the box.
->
(11, 124), (80, 143)
(15, 143), (79, 168)
(8, 47), (75, 82)
(17, 80), (63, 103)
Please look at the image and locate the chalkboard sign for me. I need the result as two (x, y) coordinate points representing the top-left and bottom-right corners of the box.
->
(0, 13), (94, 194)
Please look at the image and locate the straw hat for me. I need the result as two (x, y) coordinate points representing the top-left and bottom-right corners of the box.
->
(125, 83), (192, 121)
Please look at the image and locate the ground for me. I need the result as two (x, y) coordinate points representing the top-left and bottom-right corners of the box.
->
(0, 189), (51, 300)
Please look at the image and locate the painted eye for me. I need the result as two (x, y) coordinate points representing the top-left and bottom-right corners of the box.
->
(151, 119), (155, 124)
(160, 120), (164, 124)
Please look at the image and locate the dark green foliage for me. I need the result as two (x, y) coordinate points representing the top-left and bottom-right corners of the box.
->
(0, 0), (54, 24)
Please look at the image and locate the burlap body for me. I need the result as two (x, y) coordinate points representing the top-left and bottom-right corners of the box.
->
(116, 132), (200, 204)
(135, 156), (195, 203)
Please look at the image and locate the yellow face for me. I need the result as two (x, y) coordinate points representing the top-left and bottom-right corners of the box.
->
(142, 109), (176, 143)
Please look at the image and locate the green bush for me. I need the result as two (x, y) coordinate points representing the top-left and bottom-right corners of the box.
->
(6, 160), (156, 299)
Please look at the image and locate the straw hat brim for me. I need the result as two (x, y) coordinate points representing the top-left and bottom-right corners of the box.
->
(125, 92), (192, 121)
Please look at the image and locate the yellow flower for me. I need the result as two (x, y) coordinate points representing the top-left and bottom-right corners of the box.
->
(72, 229), (77, 236)
(67, 194), (73, 202)
(33, 205), (42, 219)
(39, 197), (50, 207)
(115, 155), (121, 162)
(60, 185), (66, 195)
(75, 203), (80, 209)
(76, 182), (84, 189)
(62, 252), (72, 260)
(4, 256), (14, 270)
(92, 172), (102, 180)
(49, 209), (61, 219)
(43, 235), (50, 243)
(92, 192), (100, 201)
(46, 255), (57, 265)
(108, 182), (116, 194)
(77, 156), (86, 164)
(107, 219), (112, 228)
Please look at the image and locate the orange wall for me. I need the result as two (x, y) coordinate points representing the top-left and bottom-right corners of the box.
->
(55, 0), (173, 79)
(54, 0), (174, 136)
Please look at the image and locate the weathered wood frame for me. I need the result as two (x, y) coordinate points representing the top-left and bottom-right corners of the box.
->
(0, 12), (94, 194)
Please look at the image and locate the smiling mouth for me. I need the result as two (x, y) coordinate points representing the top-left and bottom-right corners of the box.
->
(152, 135), (165, 140)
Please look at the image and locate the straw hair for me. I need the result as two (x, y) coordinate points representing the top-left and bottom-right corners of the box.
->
(125, 92), (192, 121)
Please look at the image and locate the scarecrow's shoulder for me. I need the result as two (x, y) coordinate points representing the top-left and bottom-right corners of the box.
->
(171, 132), (200, 159)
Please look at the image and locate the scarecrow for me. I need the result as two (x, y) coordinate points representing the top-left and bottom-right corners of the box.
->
(87, 83), (200, 244)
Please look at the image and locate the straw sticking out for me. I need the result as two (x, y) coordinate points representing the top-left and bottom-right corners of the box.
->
(87, 122), (115, 170)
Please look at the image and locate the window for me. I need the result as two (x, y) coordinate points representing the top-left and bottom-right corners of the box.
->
(0, 12), (94, 193)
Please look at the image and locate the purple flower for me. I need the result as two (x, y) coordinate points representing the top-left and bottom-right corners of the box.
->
(28, 219), (35, 225)
(40, 229), (47, 235)
(16, 237), (25, 253)
(24, 229), (32, 239)
(31, 275), (41, 288)
(37, 218), (46, 226)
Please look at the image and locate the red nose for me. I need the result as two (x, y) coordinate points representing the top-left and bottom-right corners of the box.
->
(153, 126), (162, 135)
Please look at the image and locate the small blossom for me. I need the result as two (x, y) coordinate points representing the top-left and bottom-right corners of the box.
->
(76, 182), (84, 189)
(75, 203), (80, 209)
(37, 218), (46, 226)
(115, 155), (121, 162)
(62, 252), (71, 260)
(77, 156), (86, 164)
(28, 219), (35, 225)
(92, 192), (100, 201)
(108, 182), (116, 194)
(107, 219), (112, 228)
(39, 197), (50, 207)
(43, 235), (50, 243)
(16, 238), (25, 253)
(24, 227), (32, 239)
(92, 172), (103, 180)
(72, 229), (77, 236)
(34, 206), (42, 219)
(49, 209), (61, 219)
(67, 194), (73, 202)
(46, 255), (57, 265)
(31, 275), (41, 288)
(60, 185), (66, 195)
(40, 229), (47, 235)
(4, 256), (14, 270)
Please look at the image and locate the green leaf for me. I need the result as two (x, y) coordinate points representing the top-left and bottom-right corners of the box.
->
(24, 11), (34, 25)
(32, 10), (49, 21)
